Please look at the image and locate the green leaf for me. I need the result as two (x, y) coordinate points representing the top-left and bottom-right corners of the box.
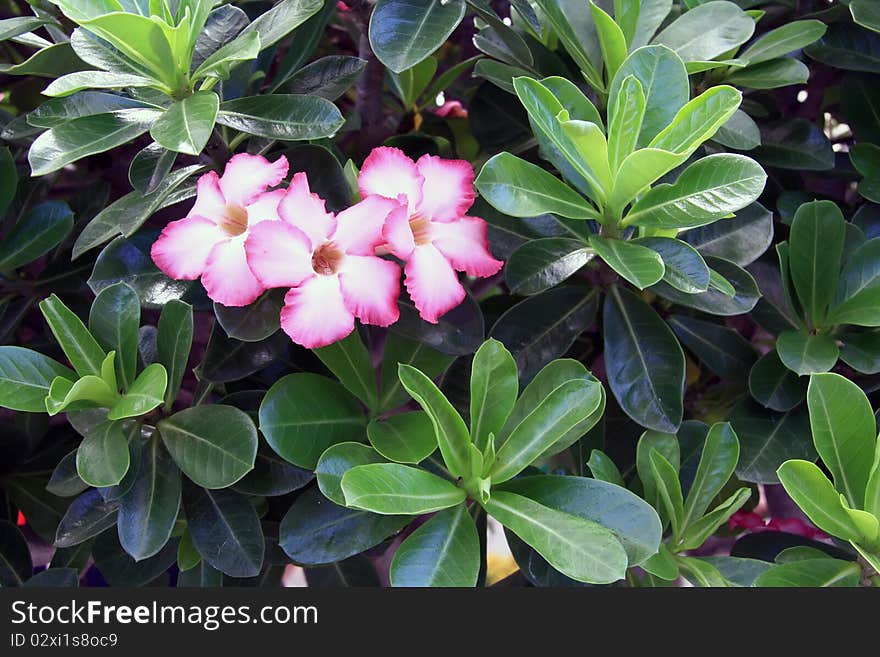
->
(469, 338), (518, 451)
(777, 460), (868, 542)
(498, 475), (662, 566)
(839, 331), (880, 375)
(177, 528), (200, 572)
(490, 287), (600, 382)
(48, 451), (89, 499)
(156, 299), (192, 411)
(651, 256), (760, 317)
(676, 555), (728, 587)
(378, 333), (454, 412)
(0, 16), (55, 42)
(490, 377), (603, 484)
(650, 449), (684, 537)
(107, 363), (167, 420)
(259, 373), (366, 469)
(827, 238), (880, 326)
(215, 292), (283, 343)
(852, 1), (880, 35)
(669, 314), (755, 380)
(776, 330), (839, 376)
(475, 152), (599, 220)
(713, 110), (761, 151)
(731, 400), (814, 484)
(589, 1), (627, 80)
(315, 442), (385, 506)
(788, 200), (845, 328)
(754, 558), (861, 587)
(28, 109), (158, 176)
(314, 330), (378, 409)
(159, 405), (257, 489)
(505, 238), (594, 296)
(280, 487), (409, 565)
(192, 31), (260, 81)
(866, 441), (880, 519)
(483, 490), (627, 585)
(603, 286), (685, 432)
(149, 92), (219, 156)
(183, 484), (263, 578)
(587, 450), (625, 487)
(531, 0), (603, 86)
(39, 294), (106, 378)
(589, 235), (665, 289)
(41, 71), (158, 98)
(607, 75), (646, 173)
(649, 86), (742, 155)
(89, 282), (139, 390)
(748, 349), (806, 412)
(390, 503), (479, 587)
(625, 154), (765, 229)
(0, 147), (14, 217)
(677, 487), (751, 551)
(216, 95), (344, 141)
(607, 148), (684, 218)
(725, 58), (809, 90)
(76, 420), (131, 488)
(398, 364), (471, 480)
(682, 202), (773, 266)
(369, 0), (466, 73)
(0, 43), (86, 78)
(652, 1), (754, 63)
(341, 463), (465, 514)
(388, 56), (437, 108)
(807, 373), (876, 508)
(282, 55), (368, 101)
(54, 489), (118, 549)
(741, 20), (827, 65)
(609, 45), (689, 147)
(241, 0), (323, 50)
(641, 544), (679, 581)
(681, 422), (739, 531)
(118, 433), (181, 561)
(0, 201), (74, 272)
(512, 76), (606, 203)
(366, 412), (437, 465)
(0, 346), (75, 412)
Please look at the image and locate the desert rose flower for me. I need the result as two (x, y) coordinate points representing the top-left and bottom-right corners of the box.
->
(151, 153), (289, 307)
(245, 172), (401, 348)
(358, 147), (502, 323)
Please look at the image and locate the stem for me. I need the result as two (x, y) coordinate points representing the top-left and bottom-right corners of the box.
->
(352, 1), (386, 150)
(473, 504), (488, 588)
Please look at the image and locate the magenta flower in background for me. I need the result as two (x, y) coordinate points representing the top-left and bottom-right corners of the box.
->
(245, 173), (401, 349)
(358, 146), (503, 323)
(151, 153), (289, 307)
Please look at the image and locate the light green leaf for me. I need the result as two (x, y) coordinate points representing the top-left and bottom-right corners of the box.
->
(607, 75), (646, 174)
(726, 58), (809, 90)
(475, 153), (599, 220)
(390, 503), (478, 587)
(0, 347), (75, 412)
(590, 1), (627, 80)
(807, 373), (876, 508)
(315, 442), (385, 506)
(681, 422), (740, 530)
(740, 20), (827, 65)
(76, 420), (132, 487)
(776, 331), (838, 376)
(314, 330), (378, 409)
(107, 364), (167, 421)
(192, 31), (260, 81)
(589, 235), (665, 289)
(367, 412), (437, 465)
(470, 338), (518, 451)
(42, 71), (157, 98)
(484, 490), (627, 584)
(39, 293), (106, 378)
(398, 364), (472, 480)
(650, 449), (684, 537)
(754, 558), (861, 587)
(89, 282), (139, 390)
(648, 85), (743, 156)
(652, 1), (754, 63)
(341, 463), (465, 514)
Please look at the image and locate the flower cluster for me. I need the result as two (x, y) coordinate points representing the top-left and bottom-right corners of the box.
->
(151, 148), (502, 349)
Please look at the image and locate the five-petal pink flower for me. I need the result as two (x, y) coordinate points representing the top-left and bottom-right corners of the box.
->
(358, 147), (502, 323)
(151, 153), (289, 307)
(245, 173), (401, 349)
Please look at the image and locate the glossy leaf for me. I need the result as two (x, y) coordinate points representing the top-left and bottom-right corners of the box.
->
(776, 330), (838, 376)
(76, 419), (131, 488)
(748, 350), (807, 412)
(216, 95), (344, 141)
(668, 314), (755, 380)
(313, 330), (377, 409)
(0, 346), (75, 412)
(589, 235), (664, 289)
(505, 238), (594, 295)
(0, 201), (74, 272)
(150, 92), (219, 156)
(369, 0), (466, 73)
(469, 338), (518, 451)
(315, 442), (385, 506)
(731, 400), (814, 484)
(652, 1), (754, 63)
(89, 282), (139, 390)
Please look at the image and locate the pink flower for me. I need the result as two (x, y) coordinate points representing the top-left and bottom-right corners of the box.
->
(358, 147), (502, 323)
(245, 173), (402, 349)
(151, 153), (289, 307)
(433, 100), (468, 119)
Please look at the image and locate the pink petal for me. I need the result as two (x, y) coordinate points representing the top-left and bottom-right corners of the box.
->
(151, 216), (226, 280)
(201, 237), (265, 307)
(358, 147), (424, 210)
(218, 153), (289, 208)
(280, 275), (355, 348)
(332, 195), (400, 256)
(339, 255), (401, 326)
(431, 216), (503, 277)
(381, 204), (416, 259)
(403, 244), (465, 323)
(244, 189), (285, 226)
(415, 154), (475, 222)
(188, 171), (227, 222)
(277, 172), (336, 249)
(245, 220), (315, 289)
